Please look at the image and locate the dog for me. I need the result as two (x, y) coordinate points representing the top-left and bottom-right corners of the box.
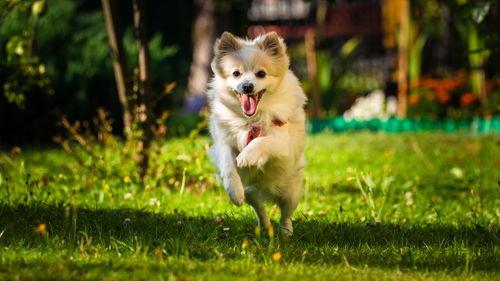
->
(206, 31), (307, 236)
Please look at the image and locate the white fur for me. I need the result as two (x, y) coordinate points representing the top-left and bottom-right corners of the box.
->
(206, 32), (307, 236)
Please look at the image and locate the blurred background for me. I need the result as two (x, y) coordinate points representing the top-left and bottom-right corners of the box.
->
(1, 0), (499, 144)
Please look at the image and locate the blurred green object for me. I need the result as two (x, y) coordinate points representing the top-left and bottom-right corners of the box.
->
(309, 116), (500, 134)
(455, 1), (491, 101)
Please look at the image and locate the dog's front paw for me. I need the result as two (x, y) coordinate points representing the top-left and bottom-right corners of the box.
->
(223, 176), (245, 206)
(236, 146), (268, 169)
(227, 188), (245, 207)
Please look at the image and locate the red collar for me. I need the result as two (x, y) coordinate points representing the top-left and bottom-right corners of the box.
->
(272, 119), (285, 127)
(246, 119), (286, 145)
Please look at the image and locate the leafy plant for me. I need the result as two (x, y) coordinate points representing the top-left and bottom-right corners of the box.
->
(455, 0), (493, 101)
(53, 107), (216, 191)
(355, 172), (393, 222)
(0, 0), (53, 109)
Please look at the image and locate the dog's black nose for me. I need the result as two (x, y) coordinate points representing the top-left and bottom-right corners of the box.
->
(242, 83), (254, 94)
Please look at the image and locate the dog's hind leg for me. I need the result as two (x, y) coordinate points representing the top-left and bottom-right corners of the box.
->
(245, 190), (271, 230)
(278, 179), (301, 237)
(252, 203), (271, 230)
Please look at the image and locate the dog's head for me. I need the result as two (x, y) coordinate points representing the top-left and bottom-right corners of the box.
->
(211, 32), (290, 117)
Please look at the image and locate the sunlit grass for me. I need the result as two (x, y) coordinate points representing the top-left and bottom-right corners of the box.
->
(0, 132), (499, 280)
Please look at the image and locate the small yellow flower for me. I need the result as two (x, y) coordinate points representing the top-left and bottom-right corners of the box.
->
(242, 238), (248, 249)
(470, 189), (474, 196)
(268, 225), (274, 238)
(123, 176), (131, 183)
(104, 183), (110, 190)
(35, 223), (46, 235)
(154, 248), (162, 255)
(255, 226), (261, 237)
(272, 252), (282, 262)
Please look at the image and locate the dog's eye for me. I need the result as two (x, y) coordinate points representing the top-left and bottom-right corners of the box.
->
(232, 70), (241, 77)
(256, 71), (266, 78)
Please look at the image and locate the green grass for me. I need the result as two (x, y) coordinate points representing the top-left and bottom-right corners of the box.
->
(0, 132), (499, 280)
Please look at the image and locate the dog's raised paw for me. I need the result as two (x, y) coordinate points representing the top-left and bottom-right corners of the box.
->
(236, 147), (268, 168)
(236, 150), (253, 167)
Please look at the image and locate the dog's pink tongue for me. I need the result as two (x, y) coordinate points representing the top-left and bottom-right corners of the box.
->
(241, 94), (257, 116)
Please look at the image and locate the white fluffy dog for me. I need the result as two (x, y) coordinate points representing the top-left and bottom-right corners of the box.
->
(206, 32), (307, 236)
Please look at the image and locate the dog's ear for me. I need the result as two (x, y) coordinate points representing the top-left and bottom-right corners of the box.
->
(258, 32), (286, 56)
(214, 32), (241, 56)
(212, 32), (241, 77)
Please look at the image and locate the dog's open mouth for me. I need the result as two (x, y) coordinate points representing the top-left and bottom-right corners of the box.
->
(235, 89), (266, 117)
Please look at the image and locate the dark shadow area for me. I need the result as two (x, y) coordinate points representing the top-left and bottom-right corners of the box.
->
(0, 203), (499, 272)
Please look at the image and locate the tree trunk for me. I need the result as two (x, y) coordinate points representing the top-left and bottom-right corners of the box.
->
(101, 0), (133, 135)
(132, 0), (154, 179)
(185, 0), (215, 113)
(396, 0), (409, 118)
(305, 28), (321, 119)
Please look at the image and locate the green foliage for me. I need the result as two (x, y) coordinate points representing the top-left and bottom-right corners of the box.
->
(408, 32), (426, 88)
(122, 28), (179, 83)
(0, 0), (53, 109)
(52, 108), (214, 191)
(64, 10), (110, 83)
(333, 38), (384, 94)
(455, 1), (492, 24)
(315, 37), (384, 115)
(453, 0), (495, 100)
(31, 0), (47, 17)
(1, 0), (183, 139)
(0, 132), (499, 280)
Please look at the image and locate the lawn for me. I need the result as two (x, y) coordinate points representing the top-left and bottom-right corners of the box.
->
(0, 132), (499, 280)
